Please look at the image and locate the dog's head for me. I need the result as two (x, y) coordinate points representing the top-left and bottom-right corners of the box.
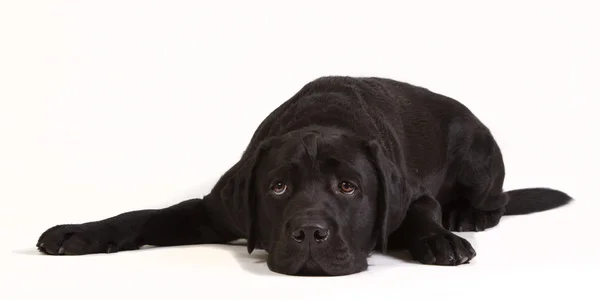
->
(222, 127), (408, 276)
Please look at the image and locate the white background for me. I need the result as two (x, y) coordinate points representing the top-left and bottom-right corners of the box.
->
(1, 0), (599, 299)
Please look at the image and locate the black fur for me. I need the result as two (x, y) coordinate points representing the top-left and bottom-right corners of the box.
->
(503, 188), (573, 215)
(36, 76), (572, 276)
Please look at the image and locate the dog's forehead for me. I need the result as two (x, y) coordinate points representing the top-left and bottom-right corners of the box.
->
(268, 132), (366, 166)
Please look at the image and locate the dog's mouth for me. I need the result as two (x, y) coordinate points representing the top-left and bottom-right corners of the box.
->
(295, 259), (329, 276)
(267, 245), (364, 276)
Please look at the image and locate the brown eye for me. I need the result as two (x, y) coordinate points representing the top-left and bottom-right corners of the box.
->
(271, 181), (287, 195)
(339, 181), (357, 194)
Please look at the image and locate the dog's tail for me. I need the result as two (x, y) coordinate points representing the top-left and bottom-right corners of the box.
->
(504, 188), (573, 215)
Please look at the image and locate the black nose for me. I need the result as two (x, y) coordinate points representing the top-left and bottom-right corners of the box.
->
(291, 224), (330, 243)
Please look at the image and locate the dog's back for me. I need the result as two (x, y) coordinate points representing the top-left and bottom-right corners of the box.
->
(248, 76), (484, 188)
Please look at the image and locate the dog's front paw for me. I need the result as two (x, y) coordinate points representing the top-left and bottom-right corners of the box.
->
(444, 206), (505, 232)
(37, 223), (139, 255)
(409, 231), (476, 266)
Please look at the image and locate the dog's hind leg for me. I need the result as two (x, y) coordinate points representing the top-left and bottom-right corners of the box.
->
(442, 128), (508, 232)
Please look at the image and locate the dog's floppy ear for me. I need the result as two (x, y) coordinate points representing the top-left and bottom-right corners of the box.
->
(221, 139), (274, 254)
(365, 140), (410, 254)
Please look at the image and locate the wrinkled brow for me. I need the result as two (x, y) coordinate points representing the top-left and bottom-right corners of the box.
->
(272, 142), (316, 166)
(321, 156), (369, 182)
(267, 139), (372, 179)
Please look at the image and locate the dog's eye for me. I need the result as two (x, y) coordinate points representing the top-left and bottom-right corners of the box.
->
(338, 181), (357, 194)
(271, 181), (288, 195)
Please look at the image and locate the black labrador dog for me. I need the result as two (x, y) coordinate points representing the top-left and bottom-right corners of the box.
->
(36, 76), (572, 276)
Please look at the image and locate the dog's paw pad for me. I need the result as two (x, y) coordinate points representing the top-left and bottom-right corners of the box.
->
(409, 231), (475, 266)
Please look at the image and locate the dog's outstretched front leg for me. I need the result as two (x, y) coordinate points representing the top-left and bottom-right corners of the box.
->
(387, 195), (476, 265)
(37, 196), (239, 255)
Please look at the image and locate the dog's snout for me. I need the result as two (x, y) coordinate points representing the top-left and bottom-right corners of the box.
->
(291, 223), (330, 243)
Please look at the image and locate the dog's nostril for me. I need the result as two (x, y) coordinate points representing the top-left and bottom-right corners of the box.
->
(291, 224), (329, 243)
(292, 229), (305, 243)
(313, 227), (329, 242)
